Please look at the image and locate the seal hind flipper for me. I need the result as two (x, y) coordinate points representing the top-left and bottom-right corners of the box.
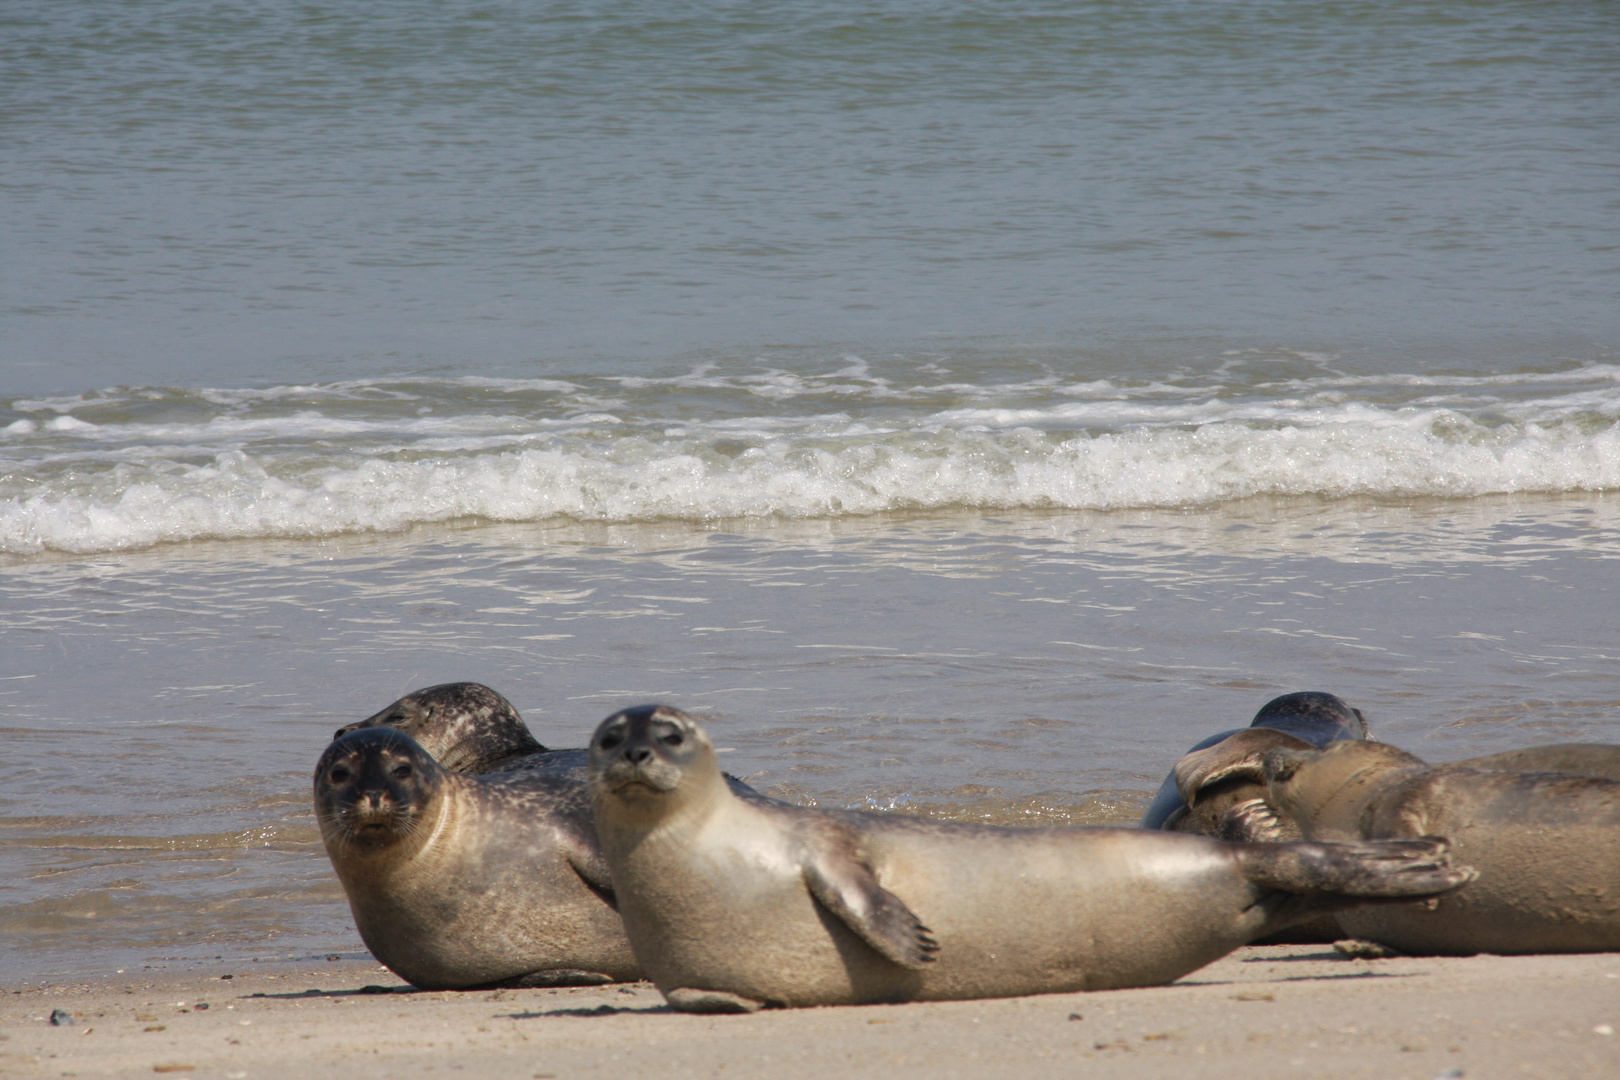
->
(801, 826), (939, 969)
(1232, 837), (1475, 939)
(1234, 836), (1474, 898)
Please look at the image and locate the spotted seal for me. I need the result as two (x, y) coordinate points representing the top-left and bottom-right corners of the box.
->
(1185, 739), (1620, 956)
(587, 705), (1473, 1012)
(335, 682), (575, 775)
(314, 728), (639, 989)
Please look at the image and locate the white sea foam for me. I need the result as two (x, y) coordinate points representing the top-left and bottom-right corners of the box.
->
(3, 365), (1618, 555)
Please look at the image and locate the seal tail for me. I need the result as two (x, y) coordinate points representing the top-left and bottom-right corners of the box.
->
(1234, 836), (1476, 935)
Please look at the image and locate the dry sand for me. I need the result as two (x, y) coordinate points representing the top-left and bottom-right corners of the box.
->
(4, 945), (1617, 1080)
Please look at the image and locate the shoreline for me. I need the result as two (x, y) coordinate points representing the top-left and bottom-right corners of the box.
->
(5, 945), (1616, 1079)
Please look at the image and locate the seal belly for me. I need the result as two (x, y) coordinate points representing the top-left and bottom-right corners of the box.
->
(613, 805), (918, 1006)
(869, 827), (1265, 1000)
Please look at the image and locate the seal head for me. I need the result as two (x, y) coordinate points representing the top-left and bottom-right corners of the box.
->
(336, 682), (547, 773)
(316, 728), (446, 858)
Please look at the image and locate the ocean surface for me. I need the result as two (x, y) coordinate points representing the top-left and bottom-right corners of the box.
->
(2, 0), (1617, 981)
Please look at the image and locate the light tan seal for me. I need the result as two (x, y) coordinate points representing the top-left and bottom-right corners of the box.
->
(587, 705), (1473, 1012)
(1178, 739), (1620, 956)
(314, 728), (639, 990)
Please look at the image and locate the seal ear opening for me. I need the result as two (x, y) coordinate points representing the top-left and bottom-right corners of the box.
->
(1173, 729), (1316, 807)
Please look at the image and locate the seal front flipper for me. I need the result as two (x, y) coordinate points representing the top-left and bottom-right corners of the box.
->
(800, 824), (939, 969)
(556, 820), (618, 909)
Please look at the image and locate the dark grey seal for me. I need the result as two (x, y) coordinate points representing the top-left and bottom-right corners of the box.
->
(314, 728), (640, 990)
(587, 704), (1473, 1013)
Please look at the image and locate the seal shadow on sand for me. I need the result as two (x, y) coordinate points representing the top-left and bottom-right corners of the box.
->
(495, 970), (1423, 1017)
(245, 985), (417, 999)
(497, 1003), (675, 1019)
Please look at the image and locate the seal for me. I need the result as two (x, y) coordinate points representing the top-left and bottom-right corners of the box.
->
(314, 728), (640, 990)
(1140, 691), (1370, 836)
(335, 682), (577, 776)
(587, 705), (1473, 1011)
(1187, 739), (1620, 956)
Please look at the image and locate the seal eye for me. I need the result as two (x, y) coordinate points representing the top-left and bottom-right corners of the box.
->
(599, 733), (623, 751)
(391, 764), (414, 780)
(329, 766), (352, 784)
(661, 732), (684, 747)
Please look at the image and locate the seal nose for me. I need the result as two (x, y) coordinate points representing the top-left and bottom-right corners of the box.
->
(627, 746), (653, 765)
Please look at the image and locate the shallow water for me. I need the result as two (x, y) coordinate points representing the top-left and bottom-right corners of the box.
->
(5, 496), (1619, 977)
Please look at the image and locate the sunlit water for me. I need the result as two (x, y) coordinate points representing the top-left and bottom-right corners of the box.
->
(2, 0), (1618, 980)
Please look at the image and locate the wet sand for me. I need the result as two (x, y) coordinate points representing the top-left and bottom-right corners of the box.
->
(5, 945), (1617, 1080)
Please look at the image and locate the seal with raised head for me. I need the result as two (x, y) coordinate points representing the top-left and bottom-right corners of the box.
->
(315, 728), (640, 990)
(588, 705), (1472, 1012)
(1139, 691), (1369, 836)
(1181, 739), (1620, 956)
(335, 682), (576, 776)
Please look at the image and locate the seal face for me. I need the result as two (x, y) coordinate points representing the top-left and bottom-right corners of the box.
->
(315, 728), (640, 990)
(1140, 691), (1369, 834)
(1241, 739), (1620, 956)
(588, 705), (1471, 1011)
(335, 682), (573, 775)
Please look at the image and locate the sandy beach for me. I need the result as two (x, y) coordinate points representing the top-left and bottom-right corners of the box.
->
(5, 944), (1617, 1080)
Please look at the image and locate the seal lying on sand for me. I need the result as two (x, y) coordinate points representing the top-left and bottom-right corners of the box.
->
(588, 705), (1473, 1012)
(335, 682), (576, 775)
(1176, 738), (1620, 956)
(315, 728), (639, 990)
(1139, 691), (1369, 837)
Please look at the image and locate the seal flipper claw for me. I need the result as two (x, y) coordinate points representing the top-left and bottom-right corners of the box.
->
(666, 987), (767, 1013)
(801, 829), (939, 969)
(1219, 798), (1290, 843)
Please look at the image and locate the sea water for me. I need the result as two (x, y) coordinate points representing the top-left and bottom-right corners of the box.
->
(2, 0), (1617, 980)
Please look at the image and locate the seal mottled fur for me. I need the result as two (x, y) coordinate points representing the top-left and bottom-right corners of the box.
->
(315, 728), (639, 989)
(336, 682), (576, 775)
